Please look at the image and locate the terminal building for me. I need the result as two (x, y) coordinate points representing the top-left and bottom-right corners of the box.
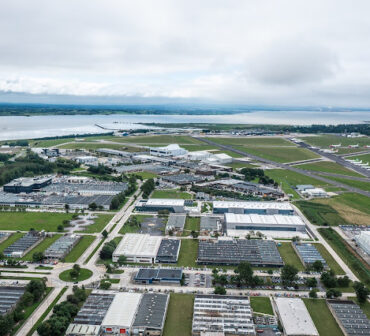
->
(192, 295), (255, 335)
(3, 176), (52, 193)
(136, 199), (185, 213)
(213, 201), (294, 215)
(225, 213), (306, 238)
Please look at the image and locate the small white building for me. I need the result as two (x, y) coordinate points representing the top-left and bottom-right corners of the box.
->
(149, 144), (188, 157)
(356, 231), (370, 255)
(187, 150), (212, 161)
(206, 153), (233, 164)
(75, 156), (98, 166)
(112, 233), (162, 263)
(301, 188), (327, 198)
(275, 298), (319, 336)
(101, 292), (142, 335)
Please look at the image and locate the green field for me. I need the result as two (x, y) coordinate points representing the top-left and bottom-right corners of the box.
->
(76, 214), (114, 233)
(207, 137), (295, 147)
(22, 234), (62, 261)
(330, 193), (370, 215)
(303, 299), (344, 336)
(277, 243), (304, 271)
(177, 239), (198, 267)
(163, 293), (194, 336)
(297, 161), (362, 177)
(325, 176), (370, 192)
(182, 217), (200, 237)
(0, 212), (73, 232)
(119, 215), (153, 234)
(151, 189), (193, 199)
(314, 243), (345, 275)
(129, 171), (158, 179)
(345, 153), (370, 163)
(300, 135), (370, 148)
(0, 233), (24, 253)
(59, 268), (93, 282)
(64, 235), (96, 262)
(116, 135), (204, 145)
(319, 228), (370, 286)
(295, 201), (346, 226)
(250, 297), (273, 315)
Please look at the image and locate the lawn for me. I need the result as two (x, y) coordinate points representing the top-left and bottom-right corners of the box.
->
(0, 233), (24, 253)
(0, 212), (73, 231)
(319, 228), (370, 286)
(76, 214), (114, 233)
(250, 297), (273, 315)
(119, 215), (153, 234)
(297, 161), (362, 177)
(300, 135), (370, 148)
(177, 239), (198, 267)
(314, 243), (345, 275)
(64, 235), (96, 262)
(348, 296), (370, 319)
(22, 234), (62, 261)
(163, 293), (194, 336)
(277, 243), (304, 271)
(151, 189), (193, 199)
(59, 268), (93, 282)
(325, 176), (370, 192)
(295, 201), (346, 226)
(182, 217), (200, 237)
(303, 299), (344, 336)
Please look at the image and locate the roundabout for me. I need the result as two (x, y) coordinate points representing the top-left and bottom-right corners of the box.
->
(59, 267), (93, 282)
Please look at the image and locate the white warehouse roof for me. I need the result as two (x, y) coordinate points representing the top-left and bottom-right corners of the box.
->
(225, 213), (305, 226)
(102, 292), (142, 328)
(275, 298), (319, 336)
(213, 201), (293, 210)
(146, 199), (185, 206)
(114, 234), (162, 258)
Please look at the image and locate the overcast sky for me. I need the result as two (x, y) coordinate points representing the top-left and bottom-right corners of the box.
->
(1, 0), (370, 107)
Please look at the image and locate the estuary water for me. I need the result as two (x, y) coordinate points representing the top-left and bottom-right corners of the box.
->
(0, 110), (369, 141)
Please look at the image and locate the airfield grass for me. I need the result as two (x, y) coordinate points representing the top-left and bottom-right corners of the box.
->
(76, 214), (114, 233)
(250, 297), (273, 315)
(182, 217), (200, 237)
(314, 243), (345, 275)
(59, 268), (93, 282)
(207, 137), (295, 147)
(64, 235), (96, 262)
(163, 293), (194, 336)
(58, 142), (138, 151)
(226, 162), (258, 169)
(151, 189), (193, 199)
(349, 296), (370, 319)
(0, 212), (74, 232)
(181, 144), (218, 151)
(300, 134), (370, 148)
(277, 243), (304, 271)
(177, 239), (198, 267)
(119, 214), (153, 234)
(22, 234), (62, 261)
(0, 233), (24, 253)
(31, 135), (115, 147)
(324, 176), (370, 192)
(297, 161), (362, 177)
(345, 153), (370, 162)
(116, 135), (204, 145)
(303, 298), (344, 336)
(330, 193), (370, 215)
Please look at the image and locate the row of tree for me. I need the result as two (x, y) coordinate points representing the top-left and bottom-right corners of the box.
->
(141, 178), (155, 198)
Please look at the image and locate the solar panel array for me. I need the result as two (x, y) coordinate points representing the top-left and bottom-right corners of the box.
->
(198, 239), (283, 266)
(294, 243), (327, 266)
(44, 235), (81, 259)
(0, 286), (25, 315)
(4, 232), (42, 257)
(329, 301), (370, 336)
(73, 293), (115, 325)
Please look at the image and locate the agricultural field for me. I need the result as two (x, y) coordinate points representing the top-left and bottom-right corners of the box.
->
(297, 161), (362, 177)
(177, 239), (198, 267)
(151, 189), (193, 199)
(22, 234), (62, 261)
(300, 135), (370, 148)
(182, 217), (200, 237)
(76, 214), (114, 233)
(163, 293), (194, 336)
(295, 201), (347, 226)
(277, 243), (304, 271)
(0, 212), (74, 232)
(64, 235), (96, 262)
(303, 299), (344, 336)
(250, 297), (273, 315)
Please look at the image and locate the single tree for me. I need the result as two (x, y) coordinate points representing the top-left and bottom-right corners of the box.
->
(353, 282), (370, 303)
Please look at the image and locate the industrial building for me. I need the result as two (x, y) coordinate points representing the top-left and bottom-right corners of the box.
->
(225, 213), (306, 238)
(165, 214), (186, 233)
(213, 201), (294, 215)
(136, 199), (185, 213)
(42, 194), (115, 210)
(274, 298), (319, 336)
(355, 231), (370, 255)
(149, 144), (188, 157)
(4, 231), (44, 258)
(44, 234), (81, 260)
(112, 234), (162, 263)
(155, 239), (181, 263)
(192, 295), (255, 335)
(0, 286), (26, 315)
(327, 300), (370, 336)
(101, 292), (142, 335)
(197, 238), (283, 267)
(293, 243), (327, 268)
(134, 268), (183, 284)
(132, 293), (169, 336)
(3, 176), (52, 193)
(162, 173), (206, 185)
(200, 216), (221, 233)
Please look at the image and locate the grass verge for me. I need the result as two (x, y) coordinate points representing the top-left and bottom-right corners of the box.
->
(64, 235), (96, 263)
(250, 297), (273, 315)
(277, 243), (304, 271)
(177, 239), (198, 267)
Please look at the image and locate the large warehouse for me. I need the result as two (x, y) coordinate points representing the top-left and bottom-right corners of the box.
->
(213, 201), (294, 215)
(3, 176), (52, 193)
(225, 213), (306, 238)
(275, 298), (319, 336)
(136, 199), (185, 213)
(149, 144), (188, 157)
(355, 231), (370, 255)
(192, 295), (255, 335)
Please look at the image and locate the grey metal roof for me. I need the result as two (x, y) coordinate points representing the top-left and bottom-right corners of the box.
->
(4, 232), (42, 255)
(166, 214), (186, 230)
(0, 286), (26, 315)
(200, 216), (220, 231)
(135, 268), (183, 281)
(294, 243), (326, 266)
